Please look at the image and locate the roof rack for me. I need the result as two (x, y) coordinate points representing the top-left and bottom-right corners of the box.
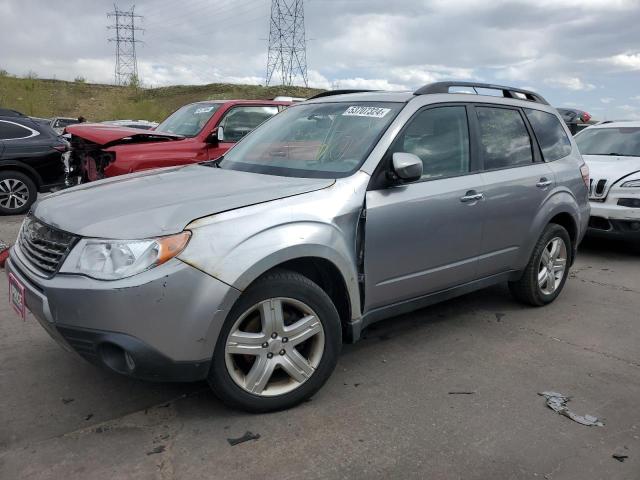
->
(306, 89), (376, 100)
(413, 81), (549, 105)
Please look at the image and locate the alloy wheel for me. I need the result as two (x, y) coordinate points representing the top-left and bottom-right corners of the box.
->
(537, 237), (567, 295)
(0, 178), (30, 210)
(225, 297), (325, 397)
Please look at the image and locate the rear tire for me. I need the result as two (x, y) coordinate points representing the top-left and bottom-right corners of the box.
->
(0, 171), (37, 215)
(208, 269), (342, 413)
(509, 224), (571, 306)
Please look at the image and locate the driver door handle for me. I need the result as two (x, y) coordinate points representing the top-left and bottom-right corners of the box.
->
(460, 191), (484, 203)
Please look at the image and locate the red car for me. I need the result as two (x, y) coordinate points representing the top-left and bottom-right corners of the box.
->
(65, 99), (290, 182)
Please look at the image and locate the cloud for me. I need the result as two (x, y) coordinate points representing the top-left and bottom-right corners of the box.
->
(0, 0), (637, 116)
(601, 97), (615, 104)
(606, 52), (640, 70)
(544, 76), (596, 91)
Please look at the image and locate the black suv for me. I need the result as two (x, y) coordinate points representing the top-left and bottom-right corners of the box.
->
(0, 109), (68, 214)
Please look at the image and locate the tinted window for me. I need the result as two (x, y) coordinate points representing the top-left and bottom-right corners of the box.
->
(219, 106), (279, 143)
(575, 127), (640, 157)
(525, 109), (572, 161)
(393, 106), (469, 179)
(476, 107), (533, 169)
(0, 120), (35, 140)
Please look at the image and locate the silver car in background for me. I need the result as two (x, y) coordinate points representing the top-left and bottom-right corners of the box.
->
(6, 82), (590, 412)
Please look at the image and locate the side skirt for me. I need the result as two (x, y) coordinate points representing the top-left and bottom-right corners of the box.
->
(347, 271), (518, 342)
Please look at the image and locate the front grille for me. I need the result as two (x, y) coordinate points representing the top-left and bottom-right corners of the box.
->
(589, 178), (608, 199)
(18, 216), (78, 277)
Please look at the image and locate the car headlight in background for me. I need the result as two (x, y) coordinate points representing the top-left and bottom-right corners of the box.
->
(62, 231), (191, 280)
(620, 179), (640, 188)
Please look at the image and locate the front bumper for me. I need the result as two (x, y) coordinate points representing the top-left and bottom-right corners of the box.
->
(588, 192), (640, 238)
(6, 249), (241, 382)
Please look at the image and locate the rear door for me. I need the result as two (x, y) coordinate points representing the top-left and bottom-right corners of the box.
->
(364, 104), (485, 311)
(472, 104), (555, 276)
(1, 120), (64, 186)
(210, 105), (280, 158)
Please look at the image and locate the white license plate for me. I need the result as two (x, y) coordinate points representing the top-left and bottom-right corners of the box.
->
(8, 273), (26, 320)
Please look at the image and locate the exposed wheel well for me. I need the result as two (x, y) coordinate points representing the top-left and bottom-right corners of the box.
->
(0, 164), (41, 188)
(549, 212), (578, 262)
(260, 257), (352, 340)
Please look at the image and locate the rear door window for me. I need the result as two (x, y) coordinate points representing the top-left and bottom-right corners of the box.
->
(476, 106), (533, 169)
(524, 109), (572, 161)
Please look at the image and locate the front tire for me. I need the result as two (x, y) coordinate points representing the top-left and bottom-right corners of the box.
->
(208, 269), (342, 413)
(509, 224), (571, 306)
(0, 171), (37, 215)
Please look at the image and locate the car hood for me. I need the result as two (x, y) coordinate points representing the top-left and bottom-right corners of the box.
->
(33, 165), (335, 239)
(66, 123), (183, 146)
(583, 154), (640, 183)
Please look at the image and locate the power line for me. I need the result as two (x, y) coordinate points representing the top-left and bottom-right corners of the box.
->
(108, 4), (144, 86)
(266, 0), (308, 87)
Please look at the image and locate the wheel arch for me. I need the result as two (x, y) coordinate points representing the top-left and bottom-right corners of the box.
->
(518, 191), (582, 270)
(0, 161), (43, 188)
(255, 256), (354, 342)
(228, 243), (361, 335)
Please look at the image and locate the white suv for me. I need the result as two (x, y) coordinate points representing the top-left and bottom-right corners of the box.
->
(575, 121), (640, 238)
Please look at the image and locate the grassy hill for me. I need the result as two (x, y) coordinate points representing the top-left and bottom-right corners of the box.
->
(0, 75), (323, 122)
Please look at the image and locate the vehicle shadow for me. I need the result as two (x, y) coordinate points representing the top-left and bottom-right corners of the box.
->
(578, 235), (640, 257)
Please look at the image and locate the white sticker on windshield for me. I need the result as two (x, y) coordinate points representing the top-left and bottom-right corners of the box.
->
(194, 106), (214, 114)
(342, 106), (391, 118)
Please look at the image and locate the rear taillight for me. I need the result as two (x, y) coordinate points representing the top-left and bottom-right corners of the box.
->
(580, 163), (589, 188)
(580, 112), (591, 123)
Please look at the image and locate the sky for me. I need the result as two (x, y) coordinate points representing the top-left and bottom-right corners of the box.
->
(1, 0), (639, 120)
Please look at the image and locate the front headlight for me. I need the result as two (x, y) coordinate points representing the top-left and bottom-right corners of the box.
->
(621, 179), (640, 188)
(61, 231), (191, 280)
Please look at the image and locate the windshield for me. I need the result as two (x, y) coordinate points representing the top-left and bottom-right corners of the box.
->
(576, 127), (640, 157)
(54, 118), (78, 128)
(156, 102), (221, 137)
(220, 102), (403, 178)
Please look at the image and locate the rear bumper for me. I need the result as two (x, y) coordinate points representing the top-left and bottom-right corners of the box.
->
(6, 251), (241, 382)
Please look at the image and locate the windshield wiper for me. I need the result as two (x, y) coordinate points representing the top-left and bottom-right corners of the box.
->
(201, 156), (224, 168)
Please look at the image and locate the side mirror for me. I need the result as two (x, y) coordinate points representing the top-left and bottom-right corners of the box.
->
(391, 152), (423, 183)
(206, 126), (224, 144)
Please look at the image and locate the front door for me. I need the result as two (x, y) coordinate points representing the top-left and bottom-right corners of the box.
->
(364, 105), (485, 311)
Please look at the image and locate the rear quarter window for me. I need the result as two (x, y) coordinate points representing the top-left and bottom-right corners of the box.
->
(0, 120), (38, 140)
(525, 109), (572, 161)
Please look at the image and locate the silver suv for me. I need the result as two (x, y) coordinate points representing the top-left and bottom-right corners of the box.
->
(7, 82), (590, 412)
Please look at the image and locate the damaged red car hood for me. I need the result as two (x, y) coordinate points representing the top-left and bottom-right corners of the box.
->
(66, 123), (183, 145)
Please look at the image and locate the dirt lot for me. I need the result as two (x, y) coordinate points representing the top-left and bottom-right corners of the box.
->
(1, 214), (638, 479)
